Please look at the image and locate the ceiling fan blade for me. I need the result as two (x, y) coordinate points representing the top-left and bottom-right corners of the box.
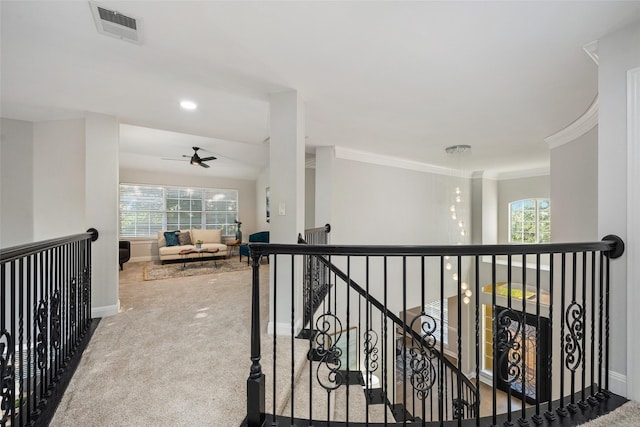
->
(199, 162), (210, 168)
(162, 158), (188, 161)
(182, 154), (191, 158)
(199, 156), (217, 162)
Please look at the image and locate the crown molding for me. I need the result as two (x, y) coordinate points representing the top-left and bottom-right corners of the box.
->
(583, 40), (599, 65)
(497, 167), (550, 180)
(333, 146), (472, 177)
(545, 97), (598, 149)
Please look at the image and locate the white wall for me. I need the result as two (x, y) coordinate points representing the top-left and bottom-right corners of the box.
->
(551, 127), (598, 242)
(0, 118), (34, 247)
(497, 175), (550, 243)
(120, 168), (258, 260)
(33, 119), (86, 240)
(331, 158), (467, 246)
(598, 20), (640, 396)
(305, 167), (315, 229)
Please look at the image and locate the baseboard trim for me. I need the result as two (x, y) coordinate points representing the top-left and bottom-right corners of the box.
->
(92, 302), (119, 318)
(268, 319), (303, 336)
(609, 370), (627, 396)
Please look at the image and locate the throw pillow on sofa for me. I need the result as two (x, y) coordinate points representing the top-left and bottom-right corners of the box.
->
(164, 231), (180, 247)
(177, 231), (192, 246)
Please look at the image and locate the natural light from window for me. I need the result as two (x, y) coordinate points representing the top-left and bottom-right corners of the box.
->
(508, 198), (550, 244)
(119, 184), (239, 238)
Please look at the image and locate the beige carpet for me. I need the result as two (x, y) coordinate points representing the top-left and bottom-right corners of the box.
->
(581, 400), (640, 427)
(50, 261), (268, 427)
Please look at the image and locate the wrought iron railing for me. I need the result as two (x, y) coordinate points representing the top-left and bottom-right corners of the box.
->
(244, 236), (625, 427)
(299, 224), (331, 330)
(1, 229), (99, 427)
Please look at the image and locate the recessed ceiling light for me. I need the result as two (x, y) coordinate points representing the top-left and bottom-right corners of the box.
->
(180, 100), (197, 110)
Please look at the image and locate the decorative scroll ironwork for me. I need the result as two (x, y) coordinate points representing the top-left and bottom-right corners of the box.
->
(36, 299), (48, 370)
(1, 330), (14, 426)
(70, 277), (78, 328)
(497, 308), (523, 384)
(82, 267), (90, 308)
(565, 302), (584, 372)
(314, 313), (343, 391)
(51, 289), (62, 350)
(453, 398), (470, 420)
(405, 313), (438, 400)
(363, 329), (379, 372)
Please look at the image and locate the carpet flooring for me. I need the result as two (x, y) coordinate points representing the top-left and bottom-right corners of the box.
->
(50, 261), (268, 426)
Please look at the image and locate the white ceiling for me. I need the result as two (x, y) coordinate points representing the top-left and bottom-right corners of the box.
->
(2, 1), (640, 180)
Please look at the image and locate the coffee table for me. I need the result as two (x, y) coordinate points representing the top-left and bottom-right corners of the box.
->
(178, 247), (220, 269)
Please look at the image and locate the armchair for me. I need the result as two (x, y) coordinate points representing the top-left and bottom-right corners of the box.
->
(239, 231), (269, 264)
(119, 240), (131, 270)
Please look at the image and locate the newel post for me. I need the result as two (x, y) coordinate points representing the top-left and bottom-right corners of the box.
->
(247, 252), (265, 427)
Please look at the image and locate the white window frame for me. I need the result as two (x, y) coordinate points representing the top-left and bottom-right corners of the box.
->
(119, 184), (239, 238)
(508, 198), (550, 244)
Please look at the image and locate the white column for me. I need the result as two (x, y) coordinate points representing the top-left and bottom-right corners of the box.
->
(597, 21), (640, 397)
(268, 90), (305, 335)
(314, 146), (334, 229)
(85, 113), (120, 318)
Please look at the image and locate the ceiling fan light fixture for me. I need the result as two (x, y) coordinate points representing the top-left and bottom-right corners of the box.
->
(180, 100), (197, 111)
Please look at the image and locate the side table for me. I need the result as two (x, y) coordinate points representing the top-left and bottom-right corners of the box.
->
(226, 241), (245, 259)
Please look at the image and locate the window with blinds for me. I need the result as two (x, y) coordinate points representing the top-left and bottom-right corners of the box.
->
(119, 184), (239, 237)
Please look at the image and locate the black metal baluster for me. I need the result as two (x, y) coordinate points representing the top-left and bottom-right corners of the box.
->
(588, 251), (599, 405)
(556, 253), (568, 417)
(456, 255), (462, 427)
(18, 257), (25, 426)
(579, 252), (588, 409)
(0, 262), (11, 427)
(421, 255), (426, 426)
(567, 252), (579, 414)
(519, 253), (528, 426)
(597, 252), (604, 400)
(544, 253), (555, 421)
(505, 254), (513, 427)
(290, 255), (295, 424)
(345, 256), (350, 423)
(474, 255), (480, 427)
(364, 256), (370, 426)
(440, 255), (445, 426)
(604, 253), (611, 396)
(491, 254), (497, 427)
(383, 256), (389, 425)
(25, 255), (33, 425)
(402, 256), (407, 425)
(532, 254), (543, 425)
(308, 255), (313, 426)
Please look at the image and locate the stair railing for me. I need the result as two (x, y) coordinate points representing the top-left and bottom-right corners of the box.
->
(245, 236), (625, 427)
(298, 224), (331, 330)
(1, 229), (100, 427)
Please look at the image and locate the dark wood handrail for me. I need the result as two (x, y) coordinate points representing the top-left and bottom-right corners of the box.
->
(250, 237), (622, 258)
(0, 228), (98, 264)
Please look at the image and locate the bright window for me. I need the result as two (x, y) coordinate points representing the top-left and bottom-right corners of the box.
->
(509, 198), (550, 243)
(119, 184), (238, 238)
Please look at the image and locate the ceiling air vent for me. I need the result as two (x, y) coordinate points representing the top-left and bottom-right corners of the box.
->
(90, 2), (142, 44)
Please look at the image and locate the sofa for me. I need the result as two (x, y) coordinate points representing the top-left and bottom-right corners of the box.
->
(157, 229), (228, 264)
(239, 231), (269, 264)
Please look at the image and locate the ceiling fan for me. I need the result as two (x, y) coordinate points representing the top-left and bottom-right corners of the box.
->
(183, 146), (216, 168)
